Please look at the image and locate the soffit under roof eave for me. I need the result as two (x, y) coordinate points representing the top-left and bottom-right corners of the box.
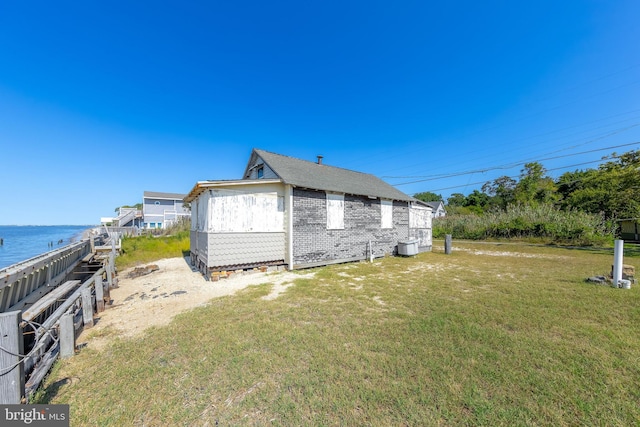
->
(184, 179), (284, 202)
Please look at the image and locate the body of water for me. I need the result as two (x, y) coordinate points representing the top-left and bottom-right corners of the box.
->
(0, 225), (95, 270)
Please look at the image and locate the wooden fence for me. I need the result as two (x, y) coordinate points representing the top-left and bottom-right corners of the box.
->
(0, 240), (92, 313)
(105, 226), (140, 237)
(0, 237), (119, 404)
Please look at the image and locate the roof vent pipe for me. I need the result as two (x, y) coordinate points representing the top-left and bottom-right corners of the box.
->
(317, 155), (323, 165)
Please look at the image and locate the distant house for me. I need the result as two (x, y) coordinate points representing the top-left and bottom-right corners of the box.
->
(185, 149), (432, 276)
(112, 207), (143, 227)
(100, 217), (115, 226)
(619, 218), (640, 242)
(143, 191), (191, 229)
(425, 201), (446, 218)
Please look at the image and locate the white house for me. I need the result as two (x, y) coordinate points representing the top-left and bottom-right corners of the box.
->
(185, 149), (432, 276)
(424, 201), (446, 218)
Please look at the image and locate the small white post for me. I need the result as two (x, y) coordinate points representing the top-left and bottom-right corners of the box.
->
(369, 240), (373, 262)
(613, 239), (624, 287)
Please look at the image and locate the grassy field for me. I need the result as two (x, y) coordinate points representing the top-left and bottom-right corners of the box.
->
(36, 242), (640, 426)
(115, 231), (190, 270)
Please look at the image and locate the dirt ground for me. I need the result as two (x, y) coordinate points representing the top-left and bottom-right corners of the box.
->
(79, 257), (314, 348)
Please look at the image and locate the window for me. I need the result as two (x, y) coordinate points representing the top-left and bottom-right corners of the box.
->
(381, 199), (393, 229)
(154, 201), (160, 205)
(257, 166), (264, 178)
(326, 193), (344, 229)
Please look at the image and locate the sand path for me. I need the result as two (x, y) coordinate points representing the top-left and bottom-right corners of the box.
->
(79, 257), (314, 348)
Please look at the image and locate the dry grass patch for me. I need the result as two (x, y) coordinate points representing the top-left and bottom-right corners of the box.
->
(35, 242), (640, 426)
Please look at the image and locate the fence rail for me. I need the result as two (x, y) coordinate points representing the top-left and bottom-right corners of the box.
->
(0, 235), (119, 404)
(0, 240), (93, 313)
(105, 226), (140, 237)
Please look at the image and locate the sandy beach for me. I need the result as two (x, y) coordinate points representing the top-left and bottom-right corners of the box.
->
(79, 257), (314, 349)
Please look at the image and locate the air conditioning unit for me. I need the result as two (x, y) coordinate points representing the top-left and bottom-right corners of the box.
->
(397, 239), (419, 256)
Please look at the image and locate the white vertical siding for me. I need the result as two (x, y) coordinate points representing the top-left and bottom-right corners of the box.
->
(207, 189), (284, 232)
(381, 199), (393, 229)
(410, 204), (433, 249)
(196, 193), (209, 231)
(326, 192), (345, 230)
(285, 185), (294, 270)
(410, 205), (432, 229)
(191, 199), (198, 231)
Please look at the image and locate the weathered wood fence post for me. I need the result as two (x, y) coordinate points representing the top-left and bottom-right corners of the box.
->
(0, 311), (25, 404)
(81, 288), (94, 328)
(59, 312), (75, 359)
(445, 234), (452, 255)
(105, 257), (114, 290)
(94, 275), (105, 312)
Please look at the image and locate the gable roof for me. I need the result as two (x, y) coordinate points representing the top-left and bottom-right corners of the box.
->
(424, 201), (445, 211)
(248, 149), (414, 202)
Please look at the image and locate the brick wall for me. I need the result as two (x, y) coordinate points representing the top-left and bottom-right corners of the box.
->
(292, 188), (409, 267)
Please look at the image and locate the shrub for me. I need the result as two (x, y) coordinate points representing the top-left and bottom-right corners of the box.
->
(433, 203), (613, 245)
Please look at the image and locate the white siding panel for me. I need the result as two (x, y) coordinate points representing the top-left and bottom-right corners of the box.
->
(196, 193), (209, 231)
(208, 189), (284, 232)
(326, 193), (344, 230)
(410, 206), (432, 229)
(410, 205), (433, 250)
(191, 199), (198, 231)
(381, 199), (393, 229)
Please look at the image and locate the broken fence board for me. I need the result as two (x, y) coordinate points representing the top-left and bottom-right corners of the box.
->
(21, 280), (81, 322)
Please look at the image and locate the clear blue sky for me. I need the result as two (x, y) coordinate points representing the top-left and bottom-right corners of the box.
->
(1, 1), (638, 225)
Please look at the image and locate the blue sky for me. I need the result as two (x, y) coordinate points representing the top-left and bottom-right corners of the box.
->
(1, 1), (638, 225)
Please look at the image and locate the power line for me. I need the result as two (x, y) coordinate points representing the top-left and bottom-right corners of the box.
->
(385, 140), (640, 185)
(397, 155), (632, 196)
(401, 157), (621, 193)
(349, 69), (640, 174)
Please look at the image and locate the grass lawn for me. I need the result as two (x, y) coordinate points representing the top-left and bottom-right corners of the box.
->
(115, 232), (190, 270)
(36, 241), (640, 426)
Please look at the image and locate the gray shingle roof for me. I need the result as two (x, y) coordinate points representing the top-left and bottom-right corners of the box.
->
(424, 201), (444, 210)
(253, 149), (414, 202)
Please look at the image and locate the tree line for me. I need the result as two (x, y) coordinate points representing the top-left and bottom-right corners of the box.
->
(413, 149), (640, 243)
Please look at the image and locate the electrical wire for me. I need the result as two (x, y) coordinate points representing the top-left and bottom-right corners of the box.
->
(388, 141), (640, 185)
(0, 319), (59, 377)
(347, 63), (640, 172)
(408, 158), (611, 193)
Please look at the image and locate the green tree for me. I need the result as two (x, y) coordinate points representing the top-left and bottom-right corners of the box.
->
(115, 203), (142, 213)
(447, 193), (466, 207)
(559, 150), (640, 219)
(482, 176), (517, 210)
(514, 162), (558, 205)
(465, 189), (490, 208)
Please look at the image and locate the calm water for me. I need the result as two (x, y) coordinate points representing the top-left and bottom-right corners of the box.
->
(0, 225), (95, 270)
